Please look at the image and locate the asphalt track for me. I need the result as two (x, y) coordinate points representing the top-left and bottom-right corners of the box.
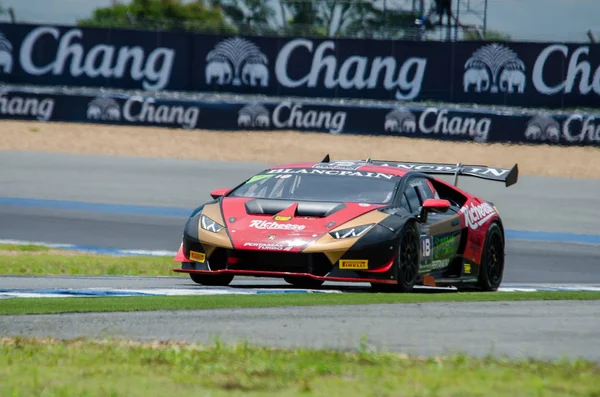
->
(1, 300), (599, 361)
(1, 150), (600, 360)
(1, 151), (599, 284)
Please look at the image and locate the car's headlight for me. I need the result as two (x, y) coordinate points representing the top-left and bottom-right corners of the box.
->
(201, 214), (224, 233)
(329, 224), (374, 239)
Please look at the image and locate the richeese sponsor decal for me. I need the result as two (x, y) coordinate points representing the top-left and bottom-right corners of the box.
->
(86, 96), (200, 129)
(275, 38), (426, 100)
(266, 168), (395, 180)
(384, 107), (491, 142)
(525, 114), (600, 144)
(460, 202), (496, 230)
(0, 92), (54, 120)
(249, 220), (306, 231)
(237, 101), (346, 134)
(19, 26), (175, 90)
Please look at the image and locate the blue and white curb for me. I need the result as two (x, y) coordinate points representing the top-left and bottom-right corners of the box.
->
(497, 284), (600, 292)
(0, 287), (342, 299)
(1, 284), (599, 298)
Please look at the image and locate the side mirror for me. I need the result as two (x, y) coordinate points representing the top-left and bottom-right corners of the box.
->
(422, 198), (451, 212)
(418, 198), (451, 222)
(210, 188), (231, 199)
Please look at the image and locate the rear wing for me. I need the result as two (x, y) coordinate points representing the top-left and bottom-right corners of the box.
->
(318, 155), (518, 187)
(369, 160), (519, 187)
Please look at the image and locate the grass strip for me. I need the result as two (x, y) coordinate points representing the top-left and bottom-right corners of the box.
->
(2, 291), (600, 316)
(0, 244), (180, 277)
(0, 243), (52, 252)
(0, 336), (598, 397)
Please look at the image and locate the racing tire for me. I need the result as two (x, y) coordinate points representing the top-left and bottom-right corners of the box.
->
(189, 273), (234, 286)
(371, 222), (420, 293)
(476, 223), (505, 291)
(284, 276), (324, 289)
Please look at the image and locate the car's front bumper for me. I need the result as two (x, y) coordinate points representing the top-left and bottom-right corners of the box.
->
(173, 236), (398, 284)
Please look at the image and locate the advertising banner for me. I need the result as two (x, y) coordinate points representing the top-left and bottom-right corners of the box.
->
(1, 23), (598, 108)
(1, 87), (598, 146)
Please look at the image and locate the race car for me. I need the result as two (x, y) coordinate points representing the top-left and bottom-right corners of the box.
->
(173, 156), (518, 292)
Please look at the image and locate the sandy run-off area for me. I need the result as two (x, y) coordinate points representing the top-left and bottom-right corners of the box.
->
(1, 120), (598, 179)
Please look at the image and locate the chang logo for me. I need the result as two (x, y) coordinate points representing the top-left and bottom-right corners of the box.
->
(87, 97), (121, 121)
(464, 44), (526, 94)
(0, 32), (13, 74)
(384, 108), (417, 133)
(205, 37), (268, 87)
(237, 104), (270, 127)
(524, 115), (560, 143)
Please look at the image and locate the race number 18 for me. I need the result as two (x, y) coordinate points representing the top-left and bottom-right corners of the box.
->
(421, 236), (432, 259)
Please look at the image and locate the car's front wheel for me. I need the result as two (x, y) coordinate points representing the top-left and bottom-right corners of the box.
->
(371, 222), (420, 293)
(284, 276), (324, 289)
(189, 273), (234, 286)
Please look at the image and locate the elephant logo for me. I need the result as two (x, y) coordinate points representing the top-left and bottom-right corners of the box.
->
(384, 108), (417, 134)
(464, 44), (526, 94)
(524, 115), (561, 143)
(86, 97), (121, 121)
(499, 69), (526, 94)
(205, 61), (232, 85)
(238, 104), (270, 128)
(242, 62), (268, 87)
(205, 37), (268, 87)
(0, 32), (13, 74)
(463, 68), (490, 93)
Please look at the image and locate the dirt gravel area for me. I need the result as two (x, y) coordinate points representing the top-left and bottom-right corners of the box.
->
(1, 120), (598, 179)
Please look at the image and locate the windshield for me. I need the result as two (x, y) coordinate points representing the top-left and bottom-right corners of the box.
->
(229, 169), (400, 204)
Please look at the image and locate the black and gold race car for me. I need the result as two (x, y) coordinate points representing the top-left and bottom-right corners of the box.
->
(174, 156), (518, 292)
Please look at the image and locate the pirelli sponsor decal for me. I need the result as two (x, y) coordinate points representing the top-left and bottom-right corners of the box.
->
(189, 250), (206, 263)
(339, 259), (369, 270)
(273, 215), (292, 221)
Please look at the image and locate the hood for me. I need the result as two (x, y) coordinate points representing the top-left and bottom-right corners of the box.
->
(220, 197), (384, 253)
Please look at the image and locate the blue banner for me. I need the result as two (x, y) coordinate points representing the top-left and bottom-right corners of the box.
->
(1, 88), (598, 146)
(0, 23), (599, 108)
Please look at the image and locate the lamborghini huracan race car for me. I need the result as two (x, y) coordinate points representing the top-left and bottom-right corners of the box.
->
(173, 156), (518, 292)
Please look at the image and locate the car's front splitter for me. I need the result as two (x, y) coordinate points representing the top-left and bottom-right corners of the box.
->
(172, 267), (397, 284)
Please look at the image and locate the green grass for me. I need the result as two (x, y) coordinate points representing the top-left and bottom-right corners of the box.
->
(0, 337), (598, 397)
(0, 243), (180, 277)
(0, 243), (52, 252)
(3, 291), (600, 316)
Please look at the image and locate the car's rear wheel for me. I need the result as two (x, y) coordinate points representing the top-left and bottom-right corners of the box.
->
(371, 222), (420, 293)
(476, 223), (505, 291)
(189, 273), (234, 286)
(284, 276), (324, 289)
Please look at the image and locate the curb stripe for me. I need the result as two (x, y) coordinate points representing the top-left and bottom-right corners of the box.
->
(1, 284), (599, 299)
